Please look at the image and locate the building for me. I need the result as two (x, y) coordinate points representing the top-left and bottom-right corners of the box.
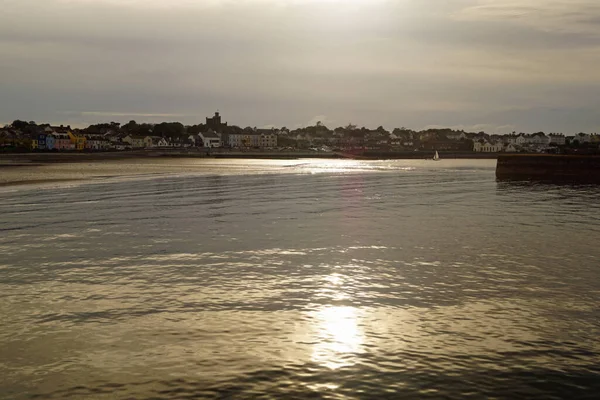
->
(46, 134), (55, 150)
(187, 135), (201, 147)
(123, 135), (152, 148)
(530, 132), (549, 145)
(37, 133), (48, 150)
(199, 131), (221, 148)
(151, 137), (170, 148)
(505, 134), (519, 144)
(68, 130), (86, 150)
(516, 134), (531, 146)
(257, 130), (278, 149)
(574, 133), (591, 143)
(227, 129), (279, 149)
(206, 112), (228, 132)
(228, 132), (257, 148)
(446, 132), (468, 141)
(473, 140), (503, 152)
(84, 135), (111, 150)
(504, 143), (519, 152)
(46, 126), (75, 150)
(227, 132), (245, 148)
(548, 134), (566, 146)
(53, 133), (73, 150)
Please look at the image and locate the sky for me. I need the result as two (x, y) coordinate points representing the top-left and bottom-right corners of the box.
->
(1, 0), (599, 133)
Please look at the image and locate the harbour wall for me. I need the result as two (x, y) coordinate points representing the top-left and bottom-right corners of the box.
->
(496, 154), (600, 183)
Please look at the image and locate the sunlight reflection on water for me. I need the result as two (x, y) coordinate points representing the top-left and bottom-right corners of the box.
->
(312, 306), (364, 370)
(1, 159), (600, 399)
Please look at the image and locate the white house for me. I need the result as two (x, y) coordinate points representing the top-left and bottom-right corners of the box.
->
(258, 132), (278, 148)
(548, 134), (566, 146)
(530, 132), (549, 145)
(574, 133), (591, 143)
(516, 134), (531, 146)
(199, 131), (221, 148)
(473, 140), (503, 152)
(187, 134), (199, 146)
(504, 143), (519, 153)
(84, 135), (111, 150)
(123, 135), (152, 148)
(151, 137), (170, 148)
(227, 133), (244, 148)
(446, 132), (467, 141)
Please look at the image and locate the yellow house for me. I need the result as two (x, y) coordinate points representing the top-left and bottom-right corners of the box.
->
(68, 130), (86, 150)
(31, 138), (38, 150)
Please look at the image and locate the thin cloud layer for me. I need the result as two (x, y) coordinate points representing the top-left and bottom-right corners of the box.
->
(1, 0), (599, 133)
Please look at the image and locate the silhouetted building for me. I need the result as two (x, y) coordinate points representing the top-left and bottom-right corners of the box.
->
(206, 112), (228, 133)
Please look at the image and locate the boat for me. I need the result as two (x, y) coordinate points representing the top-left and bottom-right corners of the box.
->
(433, 151), (440, 161)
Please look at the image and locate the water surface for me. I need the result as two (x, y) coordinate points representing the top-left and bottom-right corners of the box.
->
(1, 159), (599, 399)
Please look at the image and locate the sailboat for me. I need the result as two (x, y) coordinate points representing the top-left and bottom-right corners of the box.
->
(433, 151), (440, 161)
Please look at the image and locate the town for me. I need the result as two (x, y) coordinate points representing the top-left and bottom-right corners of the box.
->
(1, 112), (599, 154)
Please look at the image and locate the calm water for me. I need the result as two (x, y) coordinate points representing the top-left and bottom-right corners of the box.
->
(1, 159), (600, 399)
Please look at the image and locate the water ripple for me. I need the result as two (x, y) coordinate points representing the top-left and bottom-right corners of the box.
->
(1, 159), (600, 399)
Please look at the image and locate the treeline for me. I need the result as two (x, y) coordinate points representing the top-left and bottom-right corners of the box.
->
(4, 119), (588, 142)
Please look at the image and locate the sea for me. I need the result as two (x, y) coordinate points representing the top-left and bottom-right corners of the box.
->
(1, 158), (600, 399)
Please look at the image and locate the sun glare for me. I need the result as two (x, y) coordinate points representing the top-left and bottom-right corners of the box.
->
(311, 306), (364, 369)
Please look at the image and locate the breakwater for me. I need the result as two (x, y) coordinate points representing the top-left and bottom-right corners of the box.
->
(496, 154), (600, 182)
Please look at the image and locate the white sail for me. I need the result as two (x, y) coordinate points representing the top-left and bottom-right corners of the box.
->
(433, 151), (440, 161)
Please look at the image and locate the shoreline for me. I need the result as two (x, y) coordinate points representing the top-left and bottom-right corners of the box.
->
(1, 150), (500, 164)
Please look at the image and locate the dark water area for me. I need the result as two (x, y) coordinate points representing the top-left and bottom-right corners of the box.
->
(1, 159), (600, 399)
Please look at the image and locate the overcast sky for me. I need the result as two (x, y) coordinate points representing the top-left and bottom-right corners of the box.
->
(1, 0), (599, 133)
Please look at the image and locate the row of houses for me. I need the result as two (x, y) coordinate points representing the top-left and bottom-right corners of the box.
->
(290, 127), (600, 147)
(288, 129), (600, 153)
(34, 128), (173, 151)
(1, 126), (279, 151)
(471, 133), (600, 153)
(0, 126), (174, 151)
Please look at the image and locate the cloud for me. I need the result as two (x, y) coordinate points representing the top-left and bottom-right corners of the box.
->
(77, 112), (188, 118)
(1, 0), (600, 133)
(454, 0), (600, 35)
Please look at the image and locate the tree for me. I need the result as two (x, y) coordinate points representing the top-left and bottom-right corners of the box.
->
(376, 125), (389, 135)
(137, 123), (153, 136)
(278, 136), (297, 147)
(187, 124), (206, 134)
(226, 125), (243, 135)
(123, 120), (138, 133)
(11, 120), (29, 130)
(154, 122), (182, 138)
